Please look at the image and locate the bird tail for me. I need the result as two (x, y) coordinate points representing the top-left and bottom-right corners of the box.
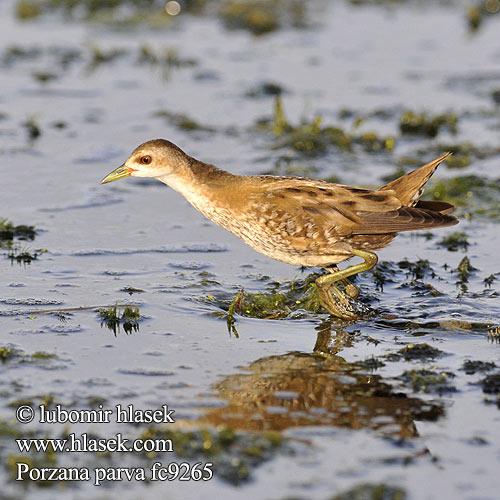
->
(378, 152), (451, 207)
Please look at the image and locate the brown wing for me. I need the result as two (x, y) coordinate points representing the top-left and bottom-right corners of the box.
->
(353, 206), (458, 234)
(250, 178), (457, 244)
(249, 180), (402, 242)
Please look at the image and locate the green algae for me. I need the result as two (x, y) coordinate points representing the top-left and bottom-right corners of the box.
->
(332, 483), (407, 500)
(387, 343), (445, 362)
(437, 232), (469, 252)
(399, 110), (458, 138)
(399, 369), (456, 394)
(154, 109), (215, 133)
(139, 426), (286, 484)
(222, 271), (324, 321)
(7, 246), (39, 265)
(258, 96), (395, 157)
(428, 174), (500, 219)
(220, 0), (307, 35)
(462, 359), (496, 375)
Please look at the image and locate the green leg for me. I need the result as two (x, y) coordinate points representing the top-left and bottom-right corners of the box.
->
(317, 249), (378, 320)
(325, 265), (360, 299)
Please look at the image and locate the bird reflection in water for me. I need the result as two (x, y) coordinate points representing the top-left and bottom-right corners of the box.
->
(198, 322), (444, 438)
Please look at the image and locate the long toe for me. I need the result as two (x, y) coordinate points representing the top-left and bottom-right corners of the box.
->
(317, 286), (361, 320)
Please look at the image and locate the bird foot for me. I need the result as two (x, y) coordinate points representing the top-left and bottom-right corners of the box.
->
(317, 283), (367, 320)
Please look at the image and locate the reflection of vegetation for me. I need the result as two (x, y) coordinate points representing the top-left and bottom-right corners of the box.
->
(140, 426), (286, 484)
(7, 245), (39, 265)
(197, 349), (444, 434)
(399, 110), (458, 138)
(257, 96), (395, 157)
(98, 305), (141, 335)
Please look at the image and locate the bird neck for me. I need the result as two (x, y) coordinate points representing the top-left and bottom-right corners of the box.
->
(157, 158), (240, 215)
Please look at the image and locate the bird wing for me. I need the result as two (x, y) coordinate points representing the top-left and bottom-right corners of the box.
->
(249, 178), (456, 243)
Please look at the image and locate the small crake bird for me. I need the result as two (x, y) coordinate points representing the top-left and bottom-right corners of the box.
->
(101, 139), (458, 320)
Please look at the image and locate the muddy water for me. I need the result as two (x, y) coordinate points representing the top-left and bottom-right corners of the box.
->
(1, 1), (499, 499)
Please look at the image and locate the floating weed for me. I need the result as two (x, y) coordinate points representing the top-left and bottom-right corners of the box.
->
(483, 274), (496, 288)
(386, 343), (445, 362)
(332, 483), (407, 500)
(399, 369), (456, 394)
(399, 110), (458, 138)
(429, 174), (500, 219)
(98, 305), (141, 335)
(86, 43), (127, 71)
(456, 256), (476, 285)
(245, 81), (286, 98)
(462, 359), (496, 375)
(372, 261), (397, 291)
(22, 116), (41, 141)
(257, 96), (395, 157)
(138, 45), (197, 75)
(398, 258), (435, 281)
(14, 0), (177, 26)
(153, 110), (215, 133)
(119, 286), (145, 295)
(220, 1), (285, 35)
(139, 426), (287, 484)
(7, 245), (38, 265)
(466, 1), (500, 32)
(0, 218), (37, 244)
(0, 346), (20, 362)
(437, 232), (469, 252)
(214, 272), (325, 327)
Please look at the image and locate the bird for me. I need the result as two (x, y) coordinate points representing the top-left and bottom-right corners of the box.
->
(101, 139), (458, 320)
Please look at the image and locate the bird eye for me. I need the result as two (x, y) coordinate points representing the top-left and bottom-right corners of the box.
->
(140, 155), (152, 165)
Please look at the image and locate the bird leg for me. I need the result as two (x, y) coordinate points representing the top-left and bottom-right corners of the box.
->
(316, 249), (378, 320)
(324, 265), (360, 299)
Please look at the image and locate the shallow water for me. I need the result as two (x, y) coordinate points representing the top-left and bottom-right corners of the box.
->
(1, 1), (500, 498)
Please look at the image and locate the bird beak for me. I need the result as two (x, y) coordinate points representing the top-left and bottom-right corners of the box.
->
(100, 164), (133, 184)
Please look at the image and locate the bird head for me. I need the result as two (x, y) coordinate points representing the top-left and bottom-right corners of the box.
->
(100, 139), (187, 184)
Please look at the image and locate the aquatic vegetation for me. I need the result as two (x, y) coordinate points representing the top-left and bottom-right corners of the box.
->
(98, 305), (141, 335)
(387, 343), (445, 362)
(332, 483), (407, 500)
(220, 0), (307, 35)
(462, 359), (496, 375)
(154, 110), (216, 133)
(0, 218), (36, 244)
(22, 116), (41, 141)
(437, 232), (469, 252)
(398, 258), (435, 281)
(399, 110), (458, 138)
(455, 256), (476, 287)
(258, 96), (395, 157)
(120, 286), (145, 295)
(467, 0), (500, 32)
(399, 369), (456, 394)
(14, 0), (177, 26)
(137, 45), (197, 76)
(220, 271), (324, 322)
(7, 246), (39, 265)
(139, 426), (286, 484)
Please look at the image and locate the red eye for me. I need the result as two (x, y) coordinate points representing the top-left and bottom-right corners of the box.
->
(140, 155), (152, 165)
